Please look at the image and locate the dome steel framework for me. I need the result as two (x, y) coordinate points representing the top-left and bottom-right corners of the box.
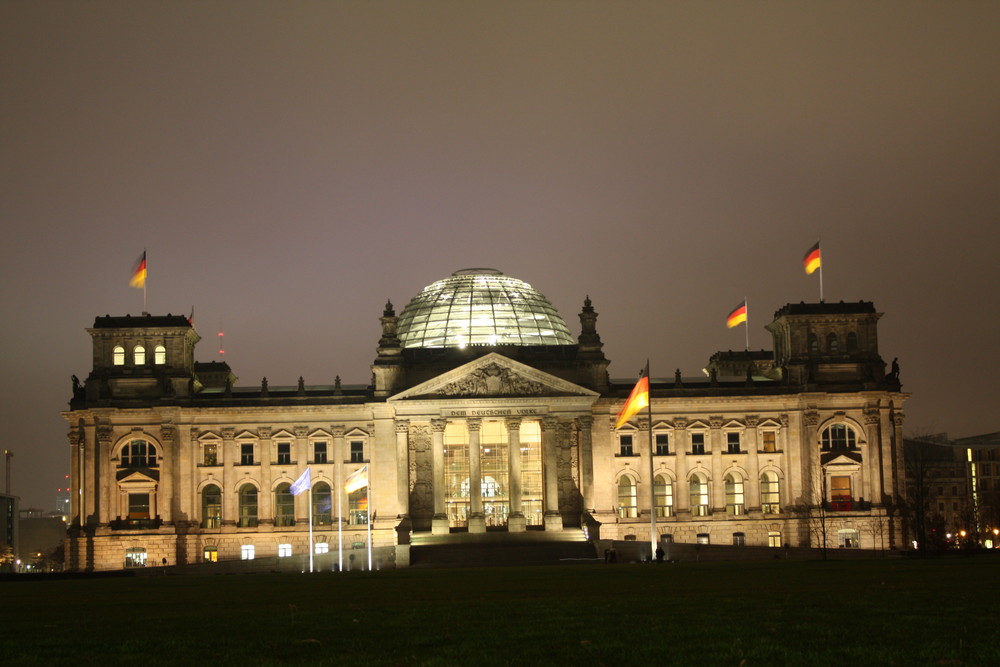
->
(396, 269), (575, 348)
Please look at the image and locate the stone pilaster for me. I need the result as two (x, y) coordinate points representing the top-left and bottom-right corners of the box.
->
(673, 418), (689, 514)
(221, 427), (236, 526)
(863, 406), (880, 504)
(293, 426), (310, 522)
(331, 425), (346, 530)
(258, 426), (273, 525)
(159, 421), (175, 523)
(542, 416), (563, 531)
(577, 416), (594, 511)
(395, 420), (410, 513)
(709, 416), (724, 512)
(506, 418), (525, 532)
(802, 410), (820, 505)
(745, 415), (761, 509)
(467, 419), (485, 533)
(430, 419), (449, 535)
(96, 423), (112, 526)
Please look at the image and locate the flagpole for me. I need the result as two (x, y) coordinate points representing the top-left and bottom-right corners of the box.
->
(338, 471), (343, 572)
(818, 241), (824, 303)
(744, 296), (750, 352)
(143, 248), (147, 313)
(645, 362), (657, 562)
(308, 486), (314, 573)
(367, 468), (373, 571)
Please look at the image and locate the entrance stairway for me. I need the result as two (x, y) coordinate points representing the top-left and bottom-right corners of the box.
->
(408, 528), (598, 568)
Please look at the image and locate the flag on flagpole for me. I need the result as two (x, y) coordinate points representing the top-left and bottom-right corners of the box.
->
(803, 242), (821, 275)
(130, 251), (147, 288)
(290, 467), (311, 496)
(345, 465), (369, 493)
(615, 367), (649, 429)
(726, 299), (748, 328)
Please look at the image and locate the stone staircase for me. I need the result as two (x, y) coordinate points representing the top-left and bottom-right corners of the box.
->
(408, 528), (598, 568)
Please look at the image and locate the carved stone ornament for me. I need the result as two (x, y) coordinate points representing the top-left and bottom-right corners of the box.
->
(160, 423), (176, 444)
(395, 420), (410, 434)
(294, 425), (309, 438)
(258, 426), (272, 440)
(892, 411), (905, 426)
(804, 411), (820, 426)
(672, 417), (688, 429)
(439, 362), (545, 397)
(863, 408), (881, 425)
(745, 415), (760, 428)
(96, 424), (113, 444)
(68, 429), (81, 446)
(430, 418), (448, 432)
(221, 427), (235, 440)
(330, 425), (346, 438)
(709, 416), (724, 429)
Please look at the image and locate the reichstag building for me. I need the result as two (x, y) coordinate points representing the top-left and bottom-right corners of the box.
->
(63, 268), (908, 570)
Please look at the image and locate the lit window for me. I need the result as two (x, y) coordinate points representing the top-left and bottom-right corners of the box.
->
(761, 432), (777, 453)
(113, 346), (125, 365)
(726, 432), (741, 454)
(241, 544), (255, 560)
(134, 345), (145, 365)
(313, 441), (328, 464)
(274, 483), (294, 526)
(619, 434), (634, 457)
(821, 425), (857, 451)
(830, 475), (852, 511)
(238, 485), (258, 527)
(617, 475), (637, 518)
(760, 472), (781, 514)
(696, 533), (710, 545)
(203, 546), (218, 563)
(689, 474), (709, 516)
(277, 543), (292, 558)
(350, 440), (364, 463)
(121, 439), (156, 468)
(154, 345), (166, 364)
(277, 442), (291, 465)
(349, 487), (368, 525)
(827, 333), (839, 354)
(768, 531), (782, 548)
(838, 529), (860, 548)
(201, 484), (221, 529)
(653, 475), (673, 517)
(312, 482), (332, 526)
(203, 443), (218, 466)
(725, 474), (744, 515)
(124, 547), (147, 568)
(655, 433), (669, 456)
(691, 433), (706, 456)
(314, 542), (329, 555)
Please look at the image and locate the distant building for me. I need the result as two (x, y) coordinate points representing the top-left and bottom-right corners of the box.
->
(1, 493), (18, 570)
(55, 486), (71, 521)
(63, 269), (910, 571)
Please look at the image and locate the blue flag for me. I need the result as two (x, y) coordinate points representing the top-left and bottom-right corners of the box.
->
(290, 467), (311, 496)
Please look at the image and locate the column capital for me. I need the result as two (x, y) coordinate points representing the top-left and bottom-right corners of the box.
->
(96, 424), (112, 445)
(745, 414), (760, 428)
(892, 411), (905, 426)
(330, 425), (346, 437)
(505, 417), (522, 431)
(576, 415), (593, 429)
(803, 410), (820, 427)
(68, 429), (81, 446)
(672, 417), (688, 430)
(258, 426), (272, 440)
(430, 418), (448, 432)
(221, 427), (235, 440)
(466, 418), (482, 432)
(542, 415), (559, 430)
(395, 419), (410, 433)
(708, 415), (724, 429)
(294, 425), (309, 438)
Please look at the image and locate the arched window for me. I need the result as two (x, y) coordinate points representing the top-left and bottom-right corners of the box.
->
(690, 474), (709, 516)
(154, 345), (166, 364)
(133, 345), (145, 365)
(120, 439), (156, 468)
(312, 482), (332, 526)
(201, 484), (222, 529)
(821, 424), (857, 451)
(846, 332), (859, 353)
(349, 487), (368, 525)
(617, 475), (637, 518)
(274, 482), (294, 527)
(725, 474), (745, 515)
(113, 346), (125, 365)
(238, 484), (258, 528)
(760, 471), (780, 514)
(808, 333), (819, 354)
(653, 475), (673, 518)
(827, 332), (839, 354)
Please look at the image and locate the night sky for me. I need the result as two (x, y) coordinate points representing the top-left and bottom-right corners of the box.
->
(3, 3), (998, 510)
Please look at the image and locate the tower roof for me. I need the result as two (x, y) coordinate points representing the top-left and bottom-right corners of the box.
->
(396, 269), (575, 348)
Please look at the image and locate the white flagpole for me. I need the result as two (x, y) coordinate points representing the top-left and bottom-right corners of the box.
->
(337, 474), (343, 572)
(366, 468), (373, 571)
(644, 362), (656, 562)
(308, 486), (314, 573)
(744, 297), (750, 351)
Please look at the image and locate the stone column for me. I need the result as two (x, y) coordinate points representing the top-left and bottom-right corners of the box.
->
(293, 426), (310, 523)
(802, 410), (820, 506)
(68, 427), (82, 527)
(673, 418), (689, 514)
(96, 423), (112, 525)
(862, 407), (880, 505)
(332, 425), (346, 531)
(778, 414), (791, 508)
(395, 420), (410, 513)
(709, 416), (724, 512)
(467, 418), (485, 533)
(507, 418), (525, 532)
(159, 422), (175, 523)
(745, 416), (761, 510)
(542, 416), (563, 531)
(577, 416), (594, 511)
(221, 427), (236, 526)
(879, 406), (895, 503)
(430, 419), (449, 535)
(258, 426), (273, 526)
(892, 410), (906, 505)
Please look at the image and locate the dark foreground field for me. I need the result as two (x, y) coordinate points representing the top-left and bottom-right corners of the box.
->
(2, 556), (997, 666)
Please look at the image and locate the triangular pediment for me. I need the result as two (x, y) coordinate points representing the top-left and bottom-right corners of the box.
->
(389, 353), (599, 401)
(821, 451), (863, 467)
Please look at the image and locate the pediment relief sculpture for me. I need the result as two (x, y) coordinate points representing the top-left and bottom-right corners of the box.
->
(439, 362), (545, 397)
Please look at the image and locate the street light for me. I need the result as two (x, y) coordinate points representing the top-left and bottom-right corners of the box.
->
(993, 528), (999, 549)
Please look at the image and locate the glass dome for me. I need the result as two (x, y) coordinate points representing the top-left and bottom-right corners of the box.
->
(396, 269), (576, 348)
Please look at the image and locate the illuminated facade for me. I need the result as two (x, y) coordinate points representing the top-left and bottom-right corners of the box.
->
(64, 269), (909, 570)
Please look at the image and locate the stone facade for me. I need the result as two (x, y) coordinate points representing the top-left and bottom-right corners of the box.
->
(63, 272), (909, 571)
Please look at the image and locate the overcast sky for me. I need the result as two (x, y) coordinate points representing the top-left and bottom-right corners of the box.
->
(2, 2), (998, 510)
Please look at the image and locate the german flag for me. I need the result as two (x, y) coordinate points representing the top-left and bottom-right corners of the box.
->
(130, 251), (147, 288)
(615, 366), (649, 429)
(726, 300), (747, 328)
(803, 242), (821, 275)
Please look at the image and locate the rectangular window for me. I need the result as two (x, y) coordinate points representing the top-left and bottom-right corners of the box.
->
(241, 545), (255, 560)
(277, 543), (292, 558)
(314, 542), (329, 555)
(696, 533), (710, 545)
(761, 432), (776, 453)
(831, 475), (852, 511)
(277, 442), (291, 465)
(240, 443), (254, 465)
(727, 432), (741, 454)
(128, 493), (150, 520)
(314, 442), (328, 464)
(691, 433), (705, 455)
(350, 441), (364, 463)
(733, 532), (746, 547)
(619, 434), (634, 457)
(655, 433), (669, 456)
(203, 444), (218, 466)
(768, 531), (781, 548)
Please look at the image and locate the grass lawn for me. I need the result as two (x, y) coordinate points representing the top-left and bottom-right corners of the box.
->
(1, 556), (997, 665)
